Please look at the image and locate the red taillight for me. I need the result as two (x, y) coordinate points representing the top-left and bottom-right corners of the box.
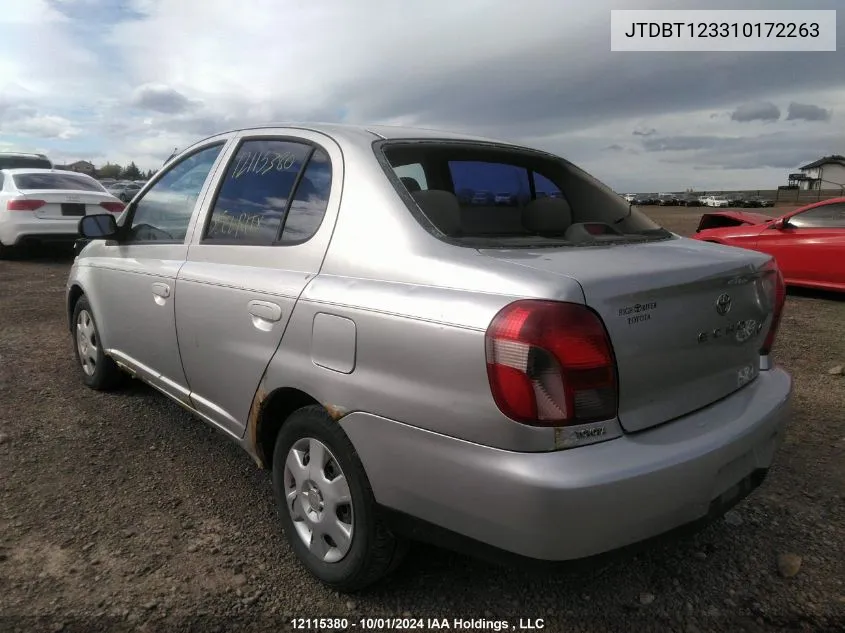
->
(485, 300), (618, 426)
(7, 199), (45, 211)
(759, 259), (786, 356)
(100, 201), (125, 213)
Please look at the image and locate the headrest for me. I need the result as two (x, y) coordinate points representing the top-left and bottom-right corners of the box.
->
(400, 176), (421, 193)
(522, 197), (573, 233)
(411, 190), (462, 236)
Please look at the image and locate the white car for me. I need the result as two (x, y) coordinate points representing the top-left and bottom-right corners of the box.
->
(704, 196), (730, 208)
(0, 169), (125, 256)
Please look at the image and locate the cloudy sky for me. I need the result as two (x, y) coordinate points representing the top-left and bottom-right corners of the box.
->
(0, 0), (842, 192)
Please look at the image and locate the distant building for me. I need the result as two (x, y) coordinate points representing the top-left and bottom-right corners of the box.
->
(787, 155), (845, 191)
(56, 160), (96, 176)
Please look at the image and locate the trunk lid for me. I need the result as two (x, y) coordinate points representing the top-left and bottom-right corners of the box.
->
(479, 237), (775, 433)
(14, 191), (117, 220)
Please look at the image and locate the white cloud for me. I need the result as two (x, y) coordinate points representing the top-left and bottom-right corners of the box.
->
(0, 0), (841, 190)
(12, 115), (80, 139)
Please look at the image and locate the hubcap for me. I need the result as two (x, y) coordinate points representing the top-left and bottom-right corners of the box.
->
(75, 309), (98, 376)
(283, 437), (354, 563)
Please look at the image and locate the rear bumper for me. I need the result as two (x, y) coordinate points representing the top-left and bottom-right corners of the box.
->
(341, 366), (792, 561)
(0, 217), (80, 245)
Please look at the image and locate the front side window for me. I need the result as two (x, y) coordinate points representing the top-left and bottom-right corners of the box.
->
(789, 203), (845, 229)
(126, 143), (223, 243)
(204, 139), (330, 245)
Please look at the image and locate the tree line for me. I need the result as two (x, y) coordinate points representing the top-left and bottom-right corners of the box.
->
(96, 161), (157, 181)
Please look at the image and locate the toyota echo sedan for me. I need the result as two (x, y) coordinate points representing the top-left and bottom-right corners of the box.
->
(67, 123), (792, 592)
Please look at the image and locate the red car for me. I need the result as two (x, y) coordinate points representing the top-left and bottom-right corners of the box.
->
(692, 197), (845, 292)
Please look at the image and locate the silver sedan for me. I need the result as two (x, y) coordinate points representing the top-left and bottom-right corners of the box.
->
(67, 123), (792, 591)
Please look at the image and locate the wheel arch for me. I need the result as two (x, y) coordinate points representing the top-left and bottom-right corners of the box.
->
(67, 283), (86, 331)
(248, 385), (330, 470)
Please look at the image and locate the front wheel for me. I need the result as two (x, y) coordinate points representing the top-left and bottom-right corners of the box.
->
(272, 405), (407, 592)
(71, 296), (124, 390)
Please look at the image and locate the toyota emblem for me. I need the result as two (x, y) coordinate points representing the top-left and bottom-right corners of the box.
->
(715, 293), (732, 316)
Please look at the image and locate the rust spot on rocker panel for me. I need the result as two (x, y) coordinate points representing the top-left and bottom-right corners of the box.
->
(246, 379), (270, 468)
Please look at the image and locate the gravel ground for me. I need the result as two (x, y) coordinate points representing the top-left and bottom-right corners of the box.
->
(1, 207), (844, 633)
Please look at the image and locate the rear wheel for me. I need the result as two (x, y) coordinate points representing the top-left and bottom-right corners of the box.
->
(71, 296), (123, 390)
(272, 405), (407, 592)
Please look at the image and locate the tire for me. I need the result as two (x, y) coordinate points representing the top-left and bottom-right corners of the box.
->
(71, 295), (124, 390)
(272, 405), (407, 592)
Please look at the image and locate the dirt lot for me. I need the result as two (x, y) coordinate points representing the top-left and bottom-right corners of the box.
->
(1, 207), (844, 633)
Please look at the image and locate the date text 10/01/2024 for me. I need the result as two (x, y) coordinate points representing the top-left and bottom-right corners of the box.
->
(290, 618), (547, 631)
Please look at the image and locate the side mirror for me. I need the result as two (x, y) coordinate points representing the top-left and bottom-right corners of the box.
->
(79, 213), (118, 239)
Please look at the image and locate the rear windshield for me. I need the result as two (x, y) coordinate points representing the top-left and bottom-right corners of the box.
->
(13, 173), (106, 192)
(0, 156), (52, 170)
(380, 141), (669, 248)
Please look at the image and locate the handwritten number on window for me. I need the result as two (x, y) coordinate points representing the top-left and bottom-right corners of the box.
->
(209, 209), (263, 239)
(232, 151), (298, 179)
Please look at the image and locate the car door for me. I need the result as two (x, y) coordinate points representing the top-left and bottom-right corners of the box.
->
(86, 139), (234, 402)
(174, 130), (341, 438)
(754, 201), (845, 287)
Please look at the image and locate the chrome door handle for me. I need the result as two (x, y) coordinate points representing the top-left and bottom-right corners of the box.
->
(248, 300), (282, 323)
(151, 282), (171, 305)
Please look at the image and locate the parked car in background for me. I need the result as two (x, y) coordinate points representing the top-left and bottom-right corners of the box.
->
(657, 193), (677, 206)
(622, 193), (636, 203)
(0, 152), (53, 170)
(0, 169), (124, 256)
(739, 196), (762, 208)
(632, 193), (656, 205)
(456, 188), (474, 204)
(728, 193), (745, 207)
(471, 190), (492, 205)
(107, 181), (143, 202)
(682, 194), (702, 207)
(693, 197), (845, 292)
(67, 123), (791, 592)
(704, 195), (730, 208)
(744, 196), (774, 208)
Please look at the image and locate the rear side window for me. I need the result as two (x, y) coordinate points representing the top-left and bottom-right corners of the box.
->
(393, 163), (428, 193)
(204, 139), (331, 245)
(13, 173), (105, 192)
(534, 173), (562, 198)
(380, 141), (666, 248)
(278, 148), (332, 244)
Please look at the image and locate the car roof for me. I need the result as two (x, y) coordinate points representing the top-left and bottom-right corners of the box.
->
(195, 122), (519, 152)
(0, 151), (49, 158)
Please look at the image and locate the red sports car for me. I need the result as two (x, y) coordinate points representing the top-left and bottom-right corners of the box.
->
(692, 197), (845, 292)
